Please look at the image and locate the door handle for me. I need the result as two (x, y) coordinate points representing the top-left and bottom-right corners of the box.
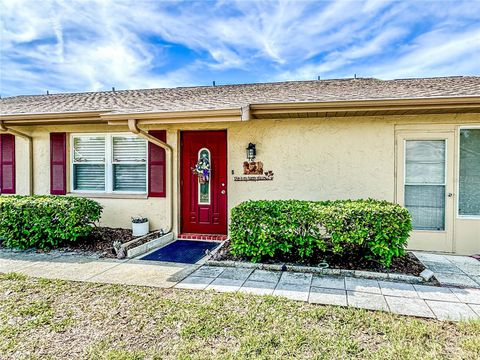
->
(447, 193), (453, 198)
(221, 190), (226, 195)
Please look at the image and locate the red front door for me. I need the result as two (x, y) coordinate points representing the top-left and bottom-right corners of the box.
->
(181, 130), (227, 234)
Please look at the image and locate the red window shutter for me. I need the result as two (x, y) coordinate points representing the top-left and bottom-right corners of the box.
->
(148, 130), (166, 197)
(50, 133), (67, 195)
(0, 134), (15, 194)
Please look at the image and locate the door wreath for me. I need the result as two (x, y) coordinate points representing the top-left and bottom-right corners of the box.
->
(192, 151), (210, 184)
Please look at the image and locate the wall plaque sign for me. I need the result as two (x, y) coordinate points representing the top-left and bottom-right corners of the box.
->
(234, 170), (274, 182)
(243, 161), (263, 175)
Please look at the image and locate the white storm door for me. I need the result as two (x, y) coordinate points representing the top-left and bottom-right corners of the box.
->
(397, 132), (455, 252)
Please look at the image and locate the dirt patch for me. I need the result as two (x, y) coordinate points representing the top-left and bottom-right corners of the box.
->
(212, 241), (425, 276)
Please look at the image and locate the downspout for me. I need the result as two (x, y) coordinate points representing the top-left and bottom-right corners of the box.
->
(127, 119), (174, 235)
(0, 121), (33, 195)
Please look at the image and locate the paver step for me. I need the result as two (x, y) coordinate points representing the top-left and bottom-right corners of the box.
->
(177, 233), (228, 241)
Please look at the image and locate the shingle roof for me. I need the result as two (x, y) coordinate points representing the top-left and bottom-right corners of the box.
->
(1, 76), (480, 116)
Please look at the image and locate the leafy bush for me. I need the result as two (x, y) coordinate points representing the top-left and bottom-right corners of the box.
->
(0, 196), (103, 249)
(230, 200), (326, 261)
(229, 199), (412, 267)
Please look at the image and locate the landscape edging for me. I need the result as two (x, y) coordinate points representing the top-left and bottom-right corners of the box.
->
(205, 259), (425, 284)
(126, 232), (174, 258)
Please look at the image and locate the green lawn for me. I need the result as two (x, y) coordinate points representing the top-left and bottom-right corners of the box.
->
(1, 273), (479, 360)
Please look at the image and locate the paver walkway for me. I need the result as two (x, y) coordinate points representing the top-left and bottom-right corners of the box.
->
(176, 265), (480, 321)
(414, 252), (480, 288)
(2, 251), (480, 321)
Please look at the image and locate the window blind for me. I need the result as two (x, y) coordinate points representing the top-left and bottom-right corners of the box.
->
(73, 136), (105, 162)
(112, 136), (147, 192)
(73, 136), (106, 191)
(73, 164), (106, 191)
(112, 136), (147, 162)
(113, 164), (146, 191)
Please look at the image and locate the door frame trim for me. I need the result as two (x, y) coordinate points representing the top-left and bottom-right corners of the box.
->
(395, 129), (455, 252)
(179, 129), (228, 235)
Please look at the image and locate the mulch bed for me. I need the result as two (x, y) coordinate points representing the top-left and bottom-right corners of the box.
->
(59, 227), (163, 258)
(0, 227), (162, 259)
(212, 241), (425, 276)
(63, 227), (134, 256)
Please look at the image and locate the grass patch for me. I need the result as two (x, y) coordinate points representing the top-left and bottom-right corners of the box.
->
(0, 273), (479, 359)
(1, 272), (28, 281)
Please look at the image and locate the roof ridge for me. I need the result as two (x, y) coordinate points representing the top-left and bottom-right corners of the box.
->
(391, 75), (473, 81)
(3, 75), (479, 100)
(0, 77), (409, 99)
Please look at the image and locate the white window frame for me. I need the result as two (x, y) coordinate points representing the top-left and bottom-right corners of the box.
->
(457, 126), (480, 219)
(70, 133), (148, 194)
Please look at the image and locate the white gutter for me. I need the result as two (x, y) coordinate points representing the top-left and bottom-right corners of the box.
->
(0, 121), (33, 195)
(127, 119), (174, 235)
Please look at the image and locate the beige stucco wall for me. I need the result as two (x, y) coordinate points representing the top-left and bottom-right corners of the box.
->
(226, 117), (395, 203)
(455, 219), (480, 254)
(14, 136), (31, 195)
(8, 112), (480, 254)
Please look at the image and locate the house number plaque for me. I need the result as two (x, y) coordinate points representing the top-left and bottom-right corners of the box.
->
(234, 170), (274, 182)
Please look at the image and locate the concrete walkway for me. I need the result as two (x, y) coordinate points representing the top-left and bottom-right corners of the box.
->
(414, 252), (480, 288)
(0, 251), (190, 288)
(176, 265), (480, 321)
(2, 251), (480, 321)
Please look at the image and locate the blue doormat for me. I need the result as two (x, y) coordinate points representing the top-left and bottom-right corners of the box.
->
(141, 240), (220, 264)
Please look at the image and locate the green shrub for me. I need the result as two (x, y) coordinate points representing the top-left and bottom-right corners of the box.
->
(0, 195), (103, 250)
(229, 200), (325, 262)
(229, 199), (412, 267)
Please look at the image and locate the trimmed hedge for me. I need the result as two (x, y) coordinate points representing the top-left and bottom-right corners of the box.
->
(230, 199), (412, 267)
(0, 196), (102, 249)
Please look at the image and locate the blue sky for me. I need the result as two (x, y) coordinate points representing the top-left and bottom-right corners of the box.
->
(1, 0), (479, 97)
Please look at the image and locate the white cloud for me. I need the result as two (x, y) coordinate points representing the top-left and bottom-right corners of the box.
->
(1, 1), (189, 94)
(273, 1), (480, 81)
(0, 0), (479, 96)
(371, 27), (480, 79)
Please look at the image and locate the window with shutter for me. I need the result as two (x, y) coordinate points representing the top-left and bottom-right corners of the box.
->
(71, 133), (147, 194)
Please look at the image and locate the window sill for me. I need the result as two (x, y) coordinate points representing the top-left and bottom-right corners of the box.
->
(68, 192), (148, 200)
